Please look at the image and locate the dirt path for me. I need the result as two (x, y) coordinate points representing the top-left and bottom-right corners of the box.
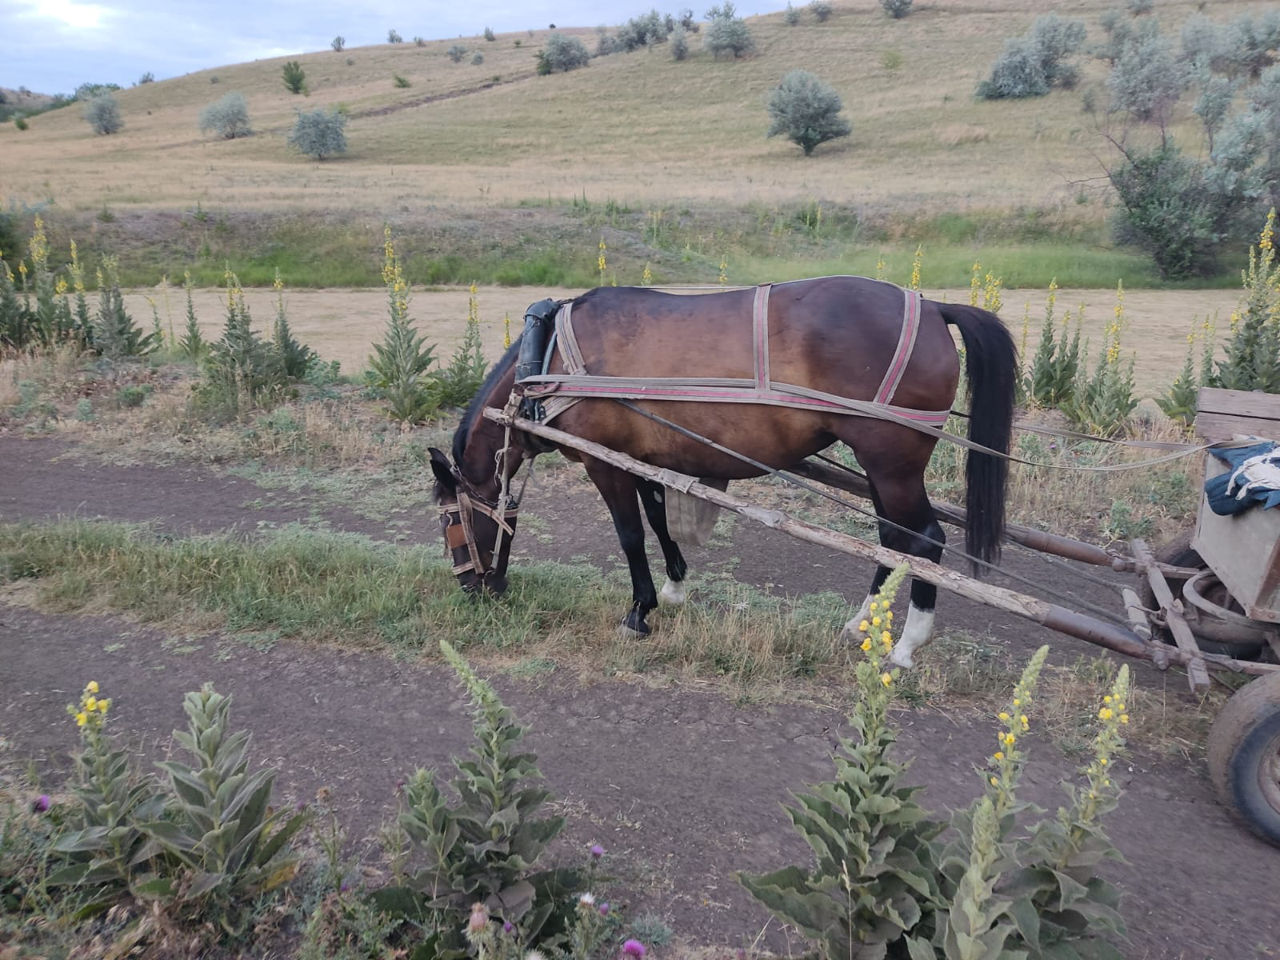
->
(2, 434), (1278, 958)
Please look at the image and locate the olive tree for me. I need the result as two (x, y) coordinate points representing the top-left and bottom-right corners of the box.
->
(536, 33), (590, 74)
(766, 69), (851, 156)
(199, 92), (252, 139)
(287, 108), (347, 160)
(704, 3), (754, 59)
(83, 94), (122, 134)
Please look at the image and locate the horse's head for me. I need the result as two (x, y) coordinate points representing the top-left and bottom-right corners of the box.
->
(429, 446), (519, 597)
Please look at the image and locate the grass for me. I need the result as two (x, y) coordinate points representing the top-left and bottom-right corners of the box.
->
(0, 0), (1271, 291)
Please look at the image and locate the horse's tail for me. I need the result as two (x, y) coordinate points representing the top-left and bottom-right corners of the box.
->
(938, 303), (1017, 570)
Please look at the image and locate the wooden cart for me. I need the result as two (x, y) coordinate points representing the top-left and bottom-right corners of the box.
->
(484, 392), (1280, 847)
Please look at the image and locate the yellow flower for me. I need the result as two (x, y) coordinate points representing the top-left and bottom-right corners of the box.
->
(75, 712), (88, 727)
(885, 610), (893, 621)
(85, 697), (97, 711)
(858, 620), (870, 633)
(1002, 732), (1016, 746)
(860, 637), (872, 652)
(880, 630), (892, 645)
(1098, 707), (1113, 721)
(880, 672), (893, 687)
(990, 776), (999, 786)
(998, 712), (1010, 722)
(1120, 714), (1129, 724)
(98, 698), (110, 713)
(1103, 695), (1112, 703)
(868, 601), (878, 612)
(993, 751), (1004, 761)
(86, 681), (99, 694)
(1012, 697), (1020, 706)
(1099, 756), (1108, 766)
(1020, 715), (1029, 730)
(871, 616), (881, 627)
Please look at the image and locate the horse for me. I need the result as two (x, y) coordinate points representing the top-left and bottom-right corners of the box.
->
(429, 275), (1016, 667)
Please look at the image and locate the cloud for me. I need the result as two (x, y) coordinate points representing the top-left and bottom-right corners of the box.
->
(13, 0), (114, 31)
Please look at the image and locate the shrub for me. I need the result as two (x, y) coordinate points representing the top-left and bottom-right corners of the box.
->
(704, 3), (755, 59)
(198, 91), (251, 139)
(288, 108), (347, 160)
(393, 73), (411, 88)
(1065, 282), (1139, 437)
(1211, 209), (1280, 392)
(977, 14), (1085, 99)
(13, 116), (27, 131)
(1194, 73), (1238, 150)
(880, 0), (912, 18)
(670, 27), (689, 61)
(447, 43), (467, 62)
(810, 1), (832, 22)
(1026, 280), (1082, 409)
(83, 94), (122, 134)
(331, 35), (345, 51)
(1107, 30), (1188, 131)
(617, 10), (672, 51)
(1246, 65), (1280, 213)
(1224, 11), (1280, 80)
(414, 36), (425, 46)
(435, 284), (489, 408)
(784, 3), (799, 26)
(195, 272), (287, 418)
(387, 29), (402, 43)
(472, 52), (485, 65)
(537, 33), (591, 74)
(271, 269), (315, 379)
(75, 81), (121, 101)
(137, 71), (154, 84)
(281, 60), (306, 94)
(177, 271), (207, 361)
(484, 26), (496, 41)
(93, 257), (158, 359)
(1107, 140), (1252, 280)
(766, 69), (851, 156)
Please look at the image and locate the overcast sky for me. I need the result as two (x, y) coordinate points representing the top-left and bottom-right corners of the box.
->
(1, 0), (788, 94)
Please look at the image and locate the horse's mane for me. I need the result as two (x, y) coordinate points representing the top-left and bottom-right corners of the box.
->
(451, 335), (524, 466)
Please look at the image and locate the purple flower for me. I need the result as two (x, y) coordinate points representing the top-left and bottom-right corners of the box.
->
(340, 881), (350, 892)
(590, 844), (605, 859)
(622, 939), (646, 958)
(503, 920), (515, 934)
(32, 794), (51, 813)
(599, 902), (611, 916)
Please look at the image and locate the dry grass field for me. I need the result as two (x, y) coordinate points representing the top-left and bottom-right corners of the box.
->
(2, 0), (1274, 215)
(121, 282), (1242, 395)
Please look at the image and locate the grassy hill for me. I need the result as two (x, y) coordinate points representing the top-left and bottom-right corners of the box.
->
(2, 0), (1275, 288)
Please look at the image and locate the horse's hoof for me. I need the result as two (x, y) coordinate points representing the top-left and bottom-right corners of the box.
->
(619, 611), (651, 637)
(659, 579), (687, 605)
(889, 649), (914, 669)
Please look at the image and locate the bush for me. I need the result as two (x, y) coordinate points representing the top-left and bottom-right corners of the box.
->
(810, 1), (832, 22)
(1107, 30), (1188, 131)
(198, 91), (251, 139)
(447, 43), (466, 62)
(393, 73), (411, 88)
(484, 26), (496, 41)
(387, 29), (402, 43)
(537, 33), (591, 74)
(880, 0), (912, 18)
(670, 27), (689, 61)
(977, 14), (1085, 99)
(331, 35), (345, 51)
(14, 116), (27, 131)
(368, 227), (439, 423)
(766, 69), (852, 156)
(784, 3), (799, 26)
(704, 3), (755, 59)
(137, 71), (154, 84)
(1211, 209), (1280, 392)
(1224, 11), (1280, 80)
(83, 94), (122, 134)
(281, 60), (306, 94)
(472, 52), (485, 65)
(287, 108), (347, 160)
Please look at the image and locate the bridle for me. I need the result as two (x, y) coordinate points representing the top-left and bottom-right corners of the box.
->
(438, 422), (526, 582)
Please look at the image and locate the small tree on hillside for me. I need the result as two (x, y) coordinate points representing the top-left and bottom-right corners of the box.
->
(671, 27), (689, 61)
(880, 0), (913, 19)
(447, 44), (467, 63)
(704, 3), (755, 59)
(198, 92), (252, 139)
(766, 70), (851, 156)
(537, 33), (590, 74)
(331, 35), (345, 52)
(810, 1), (833, 23)
(977, 13), (1086, 99)
(387, 29), (403, 43)
(83, 94), (122, 135)
(281, 60), (306, 94)
(287, 108), (347, 160)
(1107, 30), (1188, 135)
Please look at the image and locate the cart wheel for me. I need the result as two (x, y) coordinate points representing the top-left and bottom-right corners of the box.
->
(1207, 671), (1280, 847)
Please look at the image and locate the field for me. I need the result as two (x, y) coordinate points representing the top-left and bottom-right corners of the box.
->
(5, 1), (1280, 957)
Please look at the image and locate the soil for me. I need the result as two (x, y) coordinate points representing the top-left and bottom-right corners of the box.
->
(1, 433), (1278, 959)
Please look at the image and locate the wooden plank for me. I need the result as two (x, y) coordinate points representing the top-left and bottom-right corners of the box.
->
(1193, 459), (1280, 621)
(1197, 386), (1280, 419)
(1132, 539), (1211, 692)
(485, 407), (1280, 678)
(1194, 411), (1280, 443)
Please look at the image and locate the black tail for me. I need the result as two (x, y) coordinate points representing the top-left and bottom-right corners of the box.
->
(938, 302), (1017, 570)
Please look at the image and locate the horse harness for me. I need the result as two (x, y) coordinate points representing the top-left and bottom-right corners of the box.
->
(439, 447), (523, 579)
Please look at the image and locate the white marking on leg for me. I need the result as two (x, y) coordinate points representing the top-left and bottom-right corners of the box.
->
(890, 602), (935, 668)
(839, 595), (875, 642)
(659, 578), (687, 605)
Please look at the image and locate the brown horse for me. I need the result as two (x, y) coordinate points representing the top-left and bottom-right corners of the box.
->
(429, 276), (1016, 666)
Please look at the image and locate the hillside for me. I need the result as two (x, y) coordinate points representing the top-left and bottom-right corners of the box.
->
(1, 0), (1276, 287)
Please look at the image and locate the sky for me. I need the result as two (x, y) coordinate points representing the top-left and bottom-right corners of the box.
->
(1, 0), (788, 95)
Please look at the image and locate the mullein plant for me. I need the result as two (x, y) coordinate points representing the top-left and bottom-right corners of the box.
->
(740, 568), (1131, 960)
(1065, 281), (1137, 437)
(177, 270), (207, 361)
(271, 267), (315, 379)
(435, 282), (489, 409)
(1212, 208), (1280, 393)
(368, 225), (439, 423)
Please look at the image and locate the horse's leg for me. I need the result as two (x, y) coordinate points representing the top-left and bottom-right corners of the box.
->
(583, 458), (660, 634)
(636, 478), (689, 604)
(838, 447), (944, 669)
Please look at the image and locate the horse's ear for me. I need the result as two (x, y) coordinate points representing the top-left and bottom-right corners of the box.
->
(428, 447), (456, 493)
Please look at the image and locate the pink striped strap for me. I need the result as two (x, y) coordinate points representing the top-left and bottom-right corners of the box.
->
(873, 288), (921, 406)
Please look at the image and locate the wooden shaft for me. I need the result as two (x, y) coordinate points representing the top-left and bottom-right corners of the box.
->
(487, 408), (1279, 678)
